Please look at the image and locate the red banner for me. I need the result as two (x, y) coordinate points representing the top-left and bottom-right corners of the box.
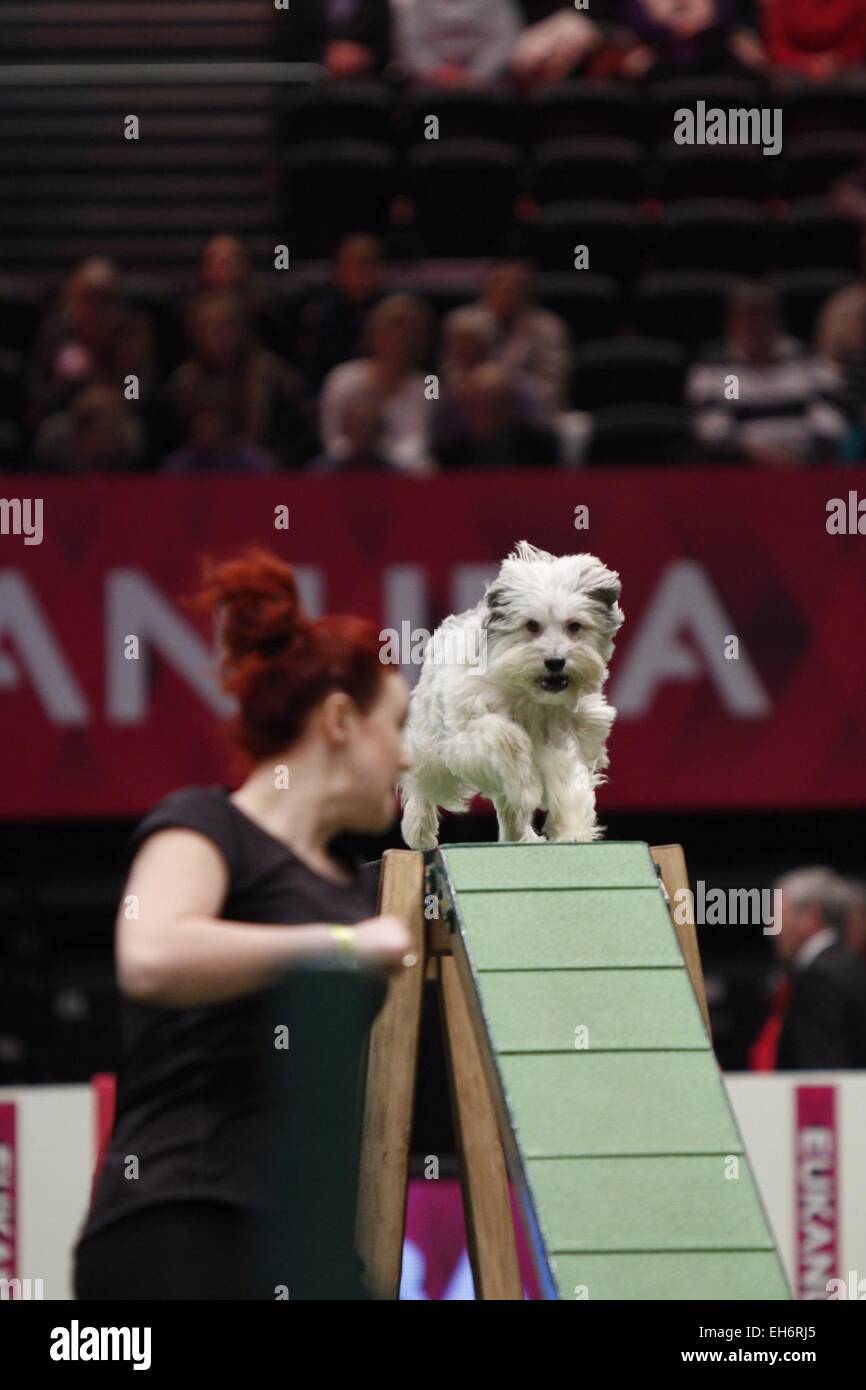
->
(1, 469), (865, 817)
(795, 1086), (839, 1301)
(0, 1104), (17, 1288)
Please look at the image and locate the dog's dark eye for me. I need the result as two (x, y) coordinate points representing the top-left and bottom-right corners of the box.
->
(526, 619), (541, 633)
(567, 621), (582, 634)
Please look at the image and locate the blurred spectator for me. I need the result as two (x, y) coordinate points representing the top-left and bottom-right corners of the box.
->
(310, 382), (393, 472)
(511, 2), (606, 88)
(31, 385), (144, 472)
(832, 160), (866, 227)
(168, 292), (312, 469)
(816, 228), (866, 376)
(847, 880), (866, 961)
(320, 293), (434, 474)
(769, 867), (866, 1070)
(473, 261), (572, 414)
(619, 0), (767, 80)
(198, 233), (251, 296)
(433, 304), (548, 451)
(839, 412), (866, 462)
(687, 283), (849, 466)
(762, 0), (866, 79)
(295, 234), (386, 395)
(277, 0), (392, 77)
(27, 258), (156, 429)
(433, 361), (559, 468)
(817, 231), (866, 460)
(194, 234), (285, 357)
(160, 383), (277, 474)
(395, 0), (523, 87)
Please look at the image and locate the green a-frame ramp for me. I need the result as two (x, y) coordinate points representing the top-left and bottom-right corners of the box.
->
(356, 842), (790, 1302)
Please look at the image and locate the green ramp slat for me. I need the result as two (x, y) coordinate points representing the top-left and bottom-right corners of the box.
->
(433, 842), (790, 1302)
(553, 1253), (789, 1302)
(500, 1052), (740, 1154)
(439, 842), (660, 891)
(526, 1156), (777, 1249)
(481, 971), (709, 1051)
(458, 890), (682, 969)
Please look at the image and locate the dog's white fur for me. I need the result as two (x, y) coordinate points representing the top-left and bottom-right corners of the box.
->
(399, 540), (624, 848)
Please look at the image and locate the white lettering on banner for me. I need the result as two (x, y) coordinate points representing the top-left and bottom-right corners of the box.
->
(797, 1117), (838, 1299)
(383, 565), (427, 689)
(0, 574), (89, 721)
(610, 560), (771, 718)
(105, 570), (232, 723)
(106, 568), (320, 720)
(0, 1110), (15, 1292)
(0, 561), (772, 726)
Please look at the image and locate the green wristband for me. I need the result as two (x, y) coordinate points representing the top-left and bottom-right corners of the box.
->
(329, 924), (359, 968)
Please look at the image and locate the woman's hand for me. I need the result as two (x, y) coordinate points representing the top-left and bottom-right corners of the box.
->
(324, 40), (373, 79)
(352, 914), (415, 971)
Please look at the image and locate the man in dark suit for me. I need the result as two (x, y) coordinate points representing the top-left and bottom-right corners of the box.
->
(772, 867), (866, 1070)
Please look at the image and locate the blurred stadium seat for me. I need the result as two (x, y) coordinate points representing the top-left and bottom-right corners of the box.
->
(656, 199), (770, 274)
(771, 199), (863, 271)
(405, 140), (521, 257)
(282, 141), (397, 259)
(396, 87), (519, 147)
(278, 83), (394, 147)
(632, 270), (738, 349)
(533, 137), (644, 205)
(647, 76), (767, 144)
(530, 200), (644, 279)
(534, 272), (621, 341)
(654, 143), (770, 203)
(777, 75), (866, 139)
(572, 337), (686, 410)
(585, 403), (694, 466)
(780, 133), (866, 199)
(523, 81), (642, 146)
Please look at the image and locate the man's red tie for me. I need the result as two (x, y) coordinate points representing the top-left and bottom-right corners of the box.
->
(748, 976), (792, 1071)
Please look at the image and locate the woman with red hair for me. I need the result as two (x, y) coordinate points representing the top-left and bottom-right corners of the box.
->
(72, 549), (413, 1299)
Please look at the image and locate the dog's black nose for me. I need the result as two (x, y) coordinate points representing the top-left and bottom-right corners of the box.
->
(544, 658), (565, 673)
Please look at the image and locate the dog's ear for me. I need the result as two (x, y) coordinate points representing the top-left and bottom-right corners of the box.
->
(509, 540), (555, 565)
(481, 585), (506, 628)
(589, 577), (621, 608)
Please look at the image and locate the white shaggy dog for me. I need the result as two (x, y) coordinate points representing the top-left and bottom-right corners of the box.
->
(399, 540), (624, 849)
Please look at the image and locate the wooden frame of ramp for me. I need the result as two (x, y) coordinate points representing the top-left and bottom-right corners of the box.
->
(355, 841), (715, 1301)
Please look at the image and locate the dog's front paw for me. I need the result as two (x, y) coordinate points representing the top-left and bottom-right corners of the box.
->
(575, 694), (615, 765)
(547, 819), (602, 843)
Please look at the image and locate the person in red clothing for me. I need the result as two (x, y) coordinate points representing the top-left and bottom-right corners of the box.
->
(762, 0), (866, 79)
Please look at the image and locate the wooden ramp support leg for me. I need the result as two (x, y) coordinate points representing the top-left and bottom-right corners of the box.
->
(650, 843), (712, 1041)
(438, 947), (524, 1300)
(355, 849), (427, 1299)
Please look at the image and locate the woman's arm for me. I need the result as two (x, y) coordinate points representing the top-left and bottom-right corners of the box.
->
(116, 827), (408, 1008)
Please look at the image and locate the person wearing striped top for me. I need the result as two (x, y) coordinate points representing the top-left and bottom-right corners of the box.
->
(686, 283), (850, 467)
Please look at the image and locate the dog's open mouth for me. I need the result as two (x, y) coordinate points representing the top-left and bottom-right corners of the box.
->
(539, 674), (569, 693)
